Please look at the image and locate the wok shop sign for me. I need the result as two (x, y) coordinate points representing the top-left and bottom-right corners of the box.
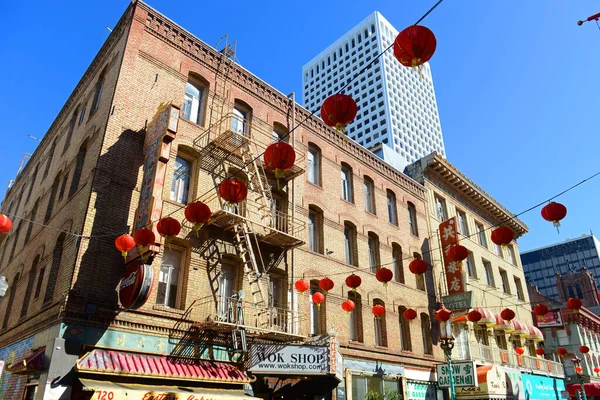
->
(249, 344), (330, 375)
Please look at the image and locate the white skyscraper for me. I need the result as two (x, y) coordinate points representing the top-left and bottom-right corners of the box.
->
(302, 11), (446, 171)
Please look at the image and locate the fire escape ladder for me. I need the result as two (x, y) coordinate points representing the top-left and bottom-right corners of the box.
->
(240, 145), (273, 227)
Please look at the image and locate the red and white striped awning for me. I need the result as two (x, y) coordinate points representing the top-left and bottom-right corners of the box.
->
(494, 313), (515, 333)
(511, 319), (529, 337)
(526, 324), (544, 342)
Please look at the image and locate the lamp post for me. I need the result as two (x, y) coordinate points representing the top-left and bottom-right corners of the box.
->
(437, 305), (456, 400)
(572, 356), (588, 400)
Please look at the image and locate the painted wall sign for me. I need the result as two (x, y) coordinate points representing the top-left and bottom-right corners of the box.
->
(442, 291), (473, 311)
(248, 344), (329, 375)
(536, 310), (563, 328)
(521, 373), (565, 400)
(118, 260), (154, 310)
(437, 361), (477, 388)
(439, 217), (465, 296)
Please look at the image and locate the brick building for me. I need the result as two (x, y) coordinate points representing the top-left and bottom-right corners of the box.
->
(0, 2), (445, 399)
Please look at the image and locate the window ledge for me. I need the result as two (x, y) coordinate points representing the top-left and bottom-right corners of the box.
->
(348, 340), (366, 349)
(374, 345), (388, 351)
(152, 305), (186, 315)
(365, 210), (377, 217)
(388, 222), (399, 229)
(410, 233), (420, 239)
(340, 198), (355, 206)
(179, 117), (206, 130)
(306, 181), (323, 190)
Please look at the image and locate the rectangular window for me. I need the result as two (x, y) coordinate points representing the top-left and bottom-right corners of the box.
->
(157, 248), (182, 308)
(170, 156), (192, 204)
(466, 252), (476, 278)
(508, 245), (517, 265)
(341, 165), (353, 202)
(416, 273), (426, 292)
(457, 210), (469, 235)
(34, 267), (45, 299)
(483, 260), (494, 287)
(496, 333), (508, 350)
(307, 208), (322, 254)
(307, 146), (320, 185)
(434, 195), (447, 220)
(78, 106), (87, 125)
(476, 222), (487, 248)
(387, 191), (397, 225)
(364, 177), (375, 214)
(499, 268), (510, 294)
(408, 203), (418, 236)
(368, 233), (380, 273)
(514, 276), (524, 300)
(183, 82), (204, 124)
(219, 262), (237, 317)
(344, 224), (357, 266)
(421, 314), (433, 354)
(495, 244), (503, 258)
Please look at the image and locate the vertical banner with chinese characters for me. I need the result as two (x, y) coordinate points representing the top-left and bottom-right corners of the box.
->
(128, 103), (179, 262)
(439, 217), (465, 295)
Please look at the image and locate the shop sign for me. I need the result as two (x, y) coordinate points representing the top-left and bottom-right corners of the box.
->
(118, 260), (154, 310)
(407, 382), (436, 400)
(248, 344), (329, 375)
(442, 291), (473, 311)
(437, 361), (477, 388)
(91, 390), (252, 400)
(521, 373), (564, 399)
(536, 310), (563, 327)
(440, 217), (465, 295)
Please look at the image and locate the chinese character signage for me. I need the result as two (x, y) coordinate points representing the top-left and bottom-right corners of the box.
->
(436, 361), (477, 388)
(440, 217), (465, 295)
(536, 310), (563, 328)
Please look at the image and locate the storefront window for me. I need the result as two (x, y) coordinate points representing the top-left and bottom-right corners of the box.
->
(351, 375), (401, 400)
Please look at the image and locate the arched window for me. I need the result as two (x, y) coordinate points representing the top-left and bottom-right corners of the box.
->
(43, 139), (57, 179)
(170, 155), (193, 204)
(308, 205), (324, 254)
(69, 141), (88, 198)
(157, 246), (185, 309)
(421, 313), (433, 354)
(91, 68), (106, 114)
(272, 122), (289, 143)
(44, 172), (61, 223)
(307, 143), (321, 186)
(408, 201), (418, 236)
(567, 285), (575, 299)
(2, 272), (20, 329)
(386, 189), (397, 225)
(44, 233), (65, 304)
(414, 252), (426, 291)
(349, 291), (363, 342)
(182, 74), (209, 125)
(310, 280), (326, 335)
(20, 254), (41, 318)
(8, 223), (22, 262)
(63, 107), (79, 152)
(398, 306), (412, 351)
(232, 100), (252, 136)
(341, 163), (353, 202)
(364, 176), (376, 214)
(373, 299), (387, 347)
(24, 199), (39, 244)
(25, 164), (39, 203)
(344, 221), (358, 266)
(576, 284), (583, 299)
(392, 243), (404, 283)
(368, 232), (380, 273)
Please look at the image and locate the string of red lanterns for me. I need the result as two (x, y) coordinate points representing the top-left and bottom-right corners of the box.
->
(345, 274), (362, 292)
(320, 94), (358, 134)
(491, 226), (514, 247)
(184, 201), (211, 236)
(218, 179), (248, 205)
(157, 217), (181, 247)
(0, 214), (12, 233)
(115, 234), (135, 261)
(541, 202), (567, 233)
(375, 267), (393, 287)
(264, 142), (296, 189)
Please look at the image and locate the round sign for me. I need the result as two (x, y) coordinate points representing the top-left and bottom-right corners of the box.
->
(119, 260), (154, 310)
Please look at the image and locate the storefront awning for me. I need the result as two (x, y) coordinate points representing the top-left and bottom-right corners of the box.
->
(511, 319), (529, 337)
(453, 308), (496, 327)
(6, 347), (45, 375)
(81, 378), (260, 400)
(456, 365), (509, 399)
(526, 325), (544, 342)
(567, 382), (600, 397)
(76, 349), (251, 384)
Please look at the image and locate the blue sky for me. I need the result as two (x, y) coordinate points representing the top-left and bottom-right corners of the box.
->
(1, 0), (599, 253)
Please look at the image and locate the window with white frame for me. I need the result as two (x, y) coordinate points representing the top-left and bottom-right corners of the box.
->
(308, 206), (323, 254)
(368, 232), (380, 273)
(364, 176), (375, 214)
(514, 276), (524, 300)
(476, 222), (487, 248)
(499, 268), (510, 294)
(344, 221), (358, 266)
(483, 259), (494, 287)
(408, 202), (418, 236)
(434, 195), (447, 220)
(457, 209), (469, 236)
(307, 144), (321, 185)
(341, 163), (353, 202)
(170, 156), (192, 204)
(386, 189), (397, 225)
(466, 251), (476, 278)
(157, 248), (183, 308)
(182, 78), (206, 125)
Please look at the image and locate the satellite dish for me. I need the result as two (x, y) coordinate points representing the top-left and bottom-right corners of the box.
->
(238, 290), (245, 299)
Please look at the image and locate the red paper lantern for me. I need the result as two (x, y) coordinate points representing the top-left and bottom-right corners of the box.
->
(393, 25), (437, 69)
(264, 142), (296, 179)
(295, 279), (310, 294)
(515, 348), (525, 356)
(594, 367), (600, 374)
(115, 234), (135, 261)
(541, 202), (567, 232)
(0, 214), (12, 233)
(567, 297), (582, 314)
(321, 94), (358, 133)
(447, 245), (468, 262)
(535, 348), (545, 356)
(319, 277), (334, 294)
(312, 292), (325, 309)
(218, 179), (248, 204)
(345, 274), (362, 292)
(435, 305), (451, 322)
(409, 259), (428, 275)
(491, 226), (514, 247)
(184, 201), (211, 235)
(403, 308), (417, 321)
(342, 299), (355, 314)
(557, 347), (568, 358)
(376, 267), (393, 287)
(576, 367), (583, 374)
(157, 217), (181, 246)
(468, 310), (482, 323)
(580, 345), (590, 354)
(133, 228), (155, 259)
(500, 308), (516, 322)
(533, 303), (549, 317)
(372, 304), (386, 318)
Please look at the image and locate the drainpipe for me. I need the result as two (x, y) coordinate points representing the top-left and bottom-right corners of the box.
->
(288, 92), (296, 332)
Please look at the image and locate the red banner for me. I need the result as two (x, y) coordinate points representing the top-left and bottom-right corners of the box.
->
(440, 217), (465, 295)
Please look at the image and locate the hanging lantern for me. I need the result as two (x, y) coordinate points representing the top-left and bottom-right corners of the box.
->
(535, 347), (545, 356)
(115, 234), (135, 261)
(321, 94), (358, 134)
(403, 308), (417, 322)
(491, 226), (514, 247)
(345, 274), (362, 292)
(533, 303), (549, 318)
(133, 228), (155, 260)
(319, 277), (334, 295)
(557, 347), (568, 358)
(409, 259), (428, 275)
(295, 279), (310, 296)
(567, 297), (583, 315)
(576, 367), (583, 374)
(468, 310), (482, 323)
(435, 305), (452, 322)
(218, 179), (248, 204)
(0, 214), (12, 233)
(157, 217), (181, 247)
(264, 142), (296, 188)
(393, 25), (437, 73)
(447, 245), (469, 266)
(541, 202), (567, 233)
(594, 367), (600, 375)
(312, 292), (325, 309)
(342, 299), (356, 314)
(580, 345), (590, 354)
(184, 201), (211, 236)
(500, 308), (516, 322)
(376, 267), (393, 287)
(372, 304), (386, 319)
(515, 348), (525, 356)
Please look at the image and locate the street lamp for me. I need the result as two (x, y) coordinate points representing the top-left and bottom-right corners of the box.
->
(437, 304), (456, 400)
(572, 356), (588, 400)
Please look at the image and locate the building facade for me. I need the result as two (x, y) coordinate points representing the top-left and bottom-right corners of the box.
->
(405, 153), (565, 399)
(521, 234), (600, 302)
(0, 2), (446, 399)
(301, 12), (446, 171)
